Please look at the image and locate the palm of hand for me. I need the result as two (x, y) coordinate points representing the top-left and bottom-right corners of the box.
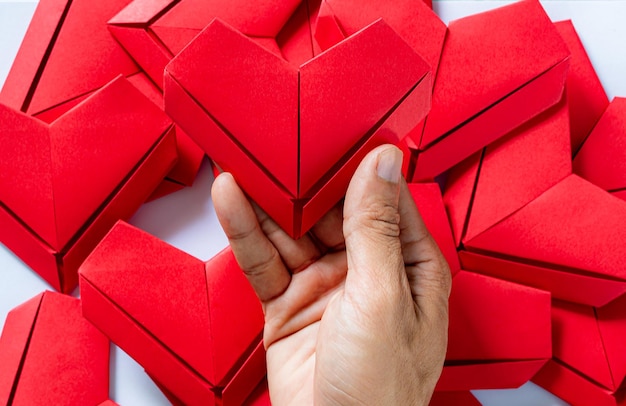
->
(213, 146), (451, 406)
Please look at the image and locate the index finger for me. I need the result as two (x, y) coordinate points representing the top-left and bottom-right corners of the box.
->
(212, 173), (291, 303)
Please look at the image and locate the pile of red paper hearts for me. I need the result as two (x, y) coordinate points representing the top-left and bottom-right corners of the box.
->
(1, 0), (626, 404)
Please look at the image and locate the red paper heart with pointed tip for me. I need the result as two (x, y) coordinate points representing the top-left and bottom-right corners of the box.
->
(164, 18), (431, 238)
(80, 221), (265, 406)
(0, 76), (176, 293)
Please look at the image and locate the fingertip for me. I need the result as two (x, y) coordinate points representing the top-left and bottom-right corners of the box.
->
(345, 144), (403, 218)
(211, 171), (234, 196)
(376, 146), (403, 184)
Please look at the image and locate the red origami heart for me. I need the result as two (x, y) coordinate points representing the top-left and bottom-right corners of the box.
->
(0, 77), (177, 292)
(411, 0), (570, 181)
(80, 221), (265, 406)
(164, 18), (431, 237)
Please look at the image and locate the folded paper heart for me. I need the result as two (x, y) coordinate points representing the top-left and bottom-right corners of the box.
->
(0, 0), (203, 197)
(412, 0), (571, 181)
(165, 18), (432, 238)
(443, 95), (626, 306)
(0, 291), (110, 405)
(79, 221), (265, 406)
(462, 175), (626, 307)
(533, 296), (626, 406)
(437, 271), (552, 391)
(0, 76), (177, 293)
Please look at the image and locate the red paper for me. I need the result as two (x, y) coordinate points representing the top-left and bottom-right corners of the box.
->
(413, 0), (570, 180)
(243, 378), (271, 406)
(464, 97), (571, 242)
(429, 391), (481, 406)
(408, 183), (460, 275)
(440, 98), (571, 248)
(460, 251), (626, 307)
(534, 360), (622, 406)
(443, 151), (481, 246)
(533, 297), (626, 405)
(0, 0), (202, 195)
(313, 0), (445, 149)
(466, 175), (626, 296)
(0, 76), (176, 292)
(165, 18), (431, 238)
(151, 374), (271, 406)
(0, 292), (109, 405)
(439, 271), (551, 391)
(555, 20), (609, 153)
(0, 0), (138, 115)
(109, 0), (301, 87)
(126, 72), (204, 199)
(79, 221), (265, 405)
(313, 0), (446, 79)
(574, 98), (626, 192)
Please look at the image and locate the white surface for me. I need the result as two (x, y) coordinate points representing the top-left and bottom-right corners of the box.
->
(0, 1), (37, 89)
(0, 1), (624, 405)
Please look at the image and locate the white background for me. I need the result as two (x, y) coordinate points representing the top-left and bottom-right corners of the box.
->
(2, 1), (625, 404)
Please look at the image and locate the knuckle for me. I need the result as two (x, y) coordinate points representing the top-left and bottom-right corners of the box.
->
(228, 224), (256, 242)
(345, 202), (401, 240)
(242, 248), (280, 278)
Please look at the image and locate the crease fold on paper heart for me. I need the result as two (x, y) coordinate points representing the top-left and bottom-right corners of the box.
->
(164, 17), (432, 237)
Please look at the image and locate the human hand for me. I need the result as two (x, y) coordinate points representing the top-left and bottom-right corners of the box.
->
(212, 145), (451, 405)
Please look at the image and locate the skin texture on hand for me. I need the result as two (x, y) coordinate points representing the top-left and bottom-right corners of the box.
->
(212, 145), (451, 406)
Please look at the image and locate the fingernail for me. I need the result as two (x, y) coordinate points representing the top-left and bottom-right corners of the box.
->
(377, 147), (402, 183)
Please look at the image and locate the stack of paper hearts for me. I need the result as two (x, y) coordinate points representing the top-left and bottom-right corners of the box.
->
(439, 3), (626, 401)
(0, 0), (204, 199)
(0, 291), (111, 405)
(0, 77), (177, 293)
(79, 221), (266, 406)
(4, 0), (626, 404)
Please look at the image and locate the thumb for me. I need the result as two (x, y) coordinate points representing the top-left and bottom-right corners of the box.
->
(343, 145), (406, 295)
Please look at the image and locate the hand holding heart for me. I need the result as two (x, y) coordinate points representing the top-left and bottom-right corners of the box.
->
(213, 145), (451, 405)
